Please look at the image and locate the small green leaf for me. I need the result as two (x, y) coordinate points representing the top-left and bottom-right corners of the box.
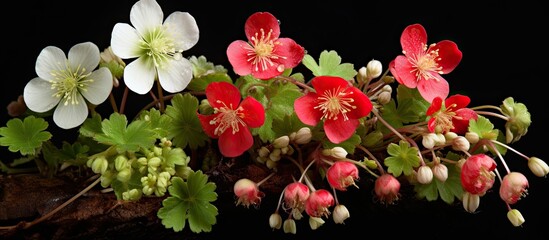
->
(165, 93), (209, 150)
(94, 113), (156, 153)
(468, 115), (498, 140)
(384, 140), (420, 177)
(0, 116), (52, 156)
(302, 50), (357, 80)
(500, 97), (531, 143)
(79, 113), (103, 138)
(138, 108), (172, 139)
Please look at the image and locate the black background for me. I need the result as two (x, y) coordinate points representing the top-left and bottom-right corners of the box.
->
(1, 0), (548, 239)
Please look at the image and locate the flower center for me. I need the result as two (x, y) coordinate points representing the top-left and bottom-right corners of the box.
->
(210, 100), (246, 136)
(141, 26), (182, 69)
(49, 61), (93, 106)
(244, 28), (286, 72)
(314, 86), (356, 121)
(432, 103), (457, 133)
(408, 43), (443, 82)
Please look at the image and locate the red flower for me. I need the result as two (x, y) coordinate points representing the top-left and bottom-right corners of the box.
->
(499, 172), (529, 204)
(305, 189), (334, 218)
(374, 173), (401, 204)
(233, 178), (264, 208)
(389, 23), (462, 103)
(284, 182), (310, 219)
(461, 154), (497, 195)
(426, 94), (478, 134)
(326, 161), (359, 191)
(226, 12), (305, 80)
(197, 82), (265, 157)
(294, 76), (372, 144)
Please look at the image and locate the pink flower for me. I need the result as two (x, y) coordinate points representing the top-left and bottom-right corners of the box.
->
(461, 154), (497, 195)
(426, 94), (478, 134)
(294, 76), (373, 144)
(233, 178), (264, 208)
(284, 182), (310, 219)
(326, 161), (359, 191)
(389, 23), (462, 103)
(226, 12), (305, 80)
(197, 82), (265, 157)
(374, 174), (401, 204)
(305, 189), (334, 218)
(499, 172), (529, 204)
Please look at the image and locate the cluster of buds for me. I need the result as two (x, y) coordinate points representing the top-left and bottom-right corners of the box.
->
(256, 127), (312, 169)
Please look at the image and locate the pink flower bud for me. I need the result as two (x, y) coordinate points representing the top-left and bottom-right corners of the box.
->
(326, 161), (359, 191)
(284, 182), (310, 217)
(374, 174), (400, 204)
(499, 172), (529, 204)
(234, 178), (264, 208)
(305, 189), (334, 218)
(460, 154), (497, 195)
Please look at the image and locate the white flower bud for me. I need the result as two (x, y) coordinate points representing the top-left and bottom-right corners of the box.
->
(465, 132), (479, 144)
(269, 148), (282, 161)
(283, 219), (297, 234)
(333, 205), (350, 224)
(433, 163), (448, 182)
(266, 159), (277, 169)
(452, 136), (470, 152)
(444, 132), (458, 142)
(258, 146), (270, 158)
(381, 84), (392, 93)
(357, 66), (368, 83)
(331, 147), (348, 159)
(309, 217), (325, 230)
(377, 91), (392, 105)
(435, 133), (446, 145)
(422, 133), (437, 149)
(462, 192), (480, 213)
(269, 213), (282, 229)
(273, 136), (290, 148)
(417, 165), (433, 184)
(294, 127), (312, 144)
(366, 59), (383, 79)
(507, 209), (525, 227)
(528, 157), (549, 177)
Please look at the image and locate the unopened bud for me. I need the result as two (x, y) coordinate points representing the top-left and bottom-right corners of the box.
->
(452, 136), (470, 152)
(433, 163), (448, 182)
(92, 156), (109, 174)
(199, 99), (214, 115)
(382, 75), (395, 84)
(294, 127), (312, 144)
(283, 219), (297, 234)
(463, 192), (480, 213)
(366, 59), (382, 79)
(507, 209), (525, 227)
(273, 136), (290, 148)
(417, 165), (433, 184)
(422, 133), (437, 149)
(114, 155), (128, 171)
(465, 132), (479, 144)
(332, 205), (350, 224)
(117, 168), (132, 182)
(258, 146), (270, 158)
(122, 189), (142, 201)
(377, 91), (392, 105)
(309, 217), (325, 230)
(322, 147), (347, 159)
(269, 213), (282, 229)
(528, 157), (549, 177)
(444, 132), (458, 142)
(357, 66), (368, 83)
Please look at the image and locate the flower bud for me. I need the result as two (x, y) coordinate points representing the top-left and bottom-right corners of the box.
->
(294, 127), (312, 144)
(366, 59), (382, 79)
(528, 157), (549, 177)
(326, 161), (359, 191)
(100, 170), (115, 188)
(377, 91), (392, 105)
(234, 178), (263, 208)
(114, 155), (128, 171)
(465, 132), (479, 144)
(357, 66), (368, 83)
(363, 130), (383, 147)
(92, 156), (109, 174)
(374, 174), (400, 204)
(148, 156), (162, 168)
(199, 99), (214, 115)
(422, 133), (437, 149)
(332, 204), (350, 224)
(283, 219), (297, 234)
(451, 136), (470, 152)
(507, 209), (525, 227)
(117, 168), (132, 182)
(499, 172), (528, 204)
(266, 159), (277, 169)
(269, 213), (282, 229)
(258, 146), (270, 158)
(309, 216), (325, 230)
(462, 192), (480, 213)
(461, 154), (497, 195)
(444, 132), (458, 142)
(322, 147), (348, 159)
(122, 189), (142, 201)
(273, 136), (290, 148)
(382, 75), (395, 84)
(433, 163), (448, 182)
(417, 165), (433, 184)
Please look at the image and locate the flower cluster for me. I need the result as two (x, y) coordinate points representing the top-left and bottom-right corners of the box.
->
(0, 0), (546, 236)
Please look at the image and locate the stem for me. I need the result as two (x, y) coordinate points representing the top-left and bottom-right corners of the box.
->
(404, 136), (426, 166)
(342, 158), (380, 178)
(470, 105), (502, 112)
(276, 75), (315, 92)
(119, 87), (129, 114)
(108, 92), (118, 113)
(156, 81), (165, 112)
(475, 111), (509, 121)
(490, 140), (529, 160)
(355, 144), (385, 174)
(371, 108), (406, 141)
(257, 172), (276, 186)
(486, 140), (511, 174)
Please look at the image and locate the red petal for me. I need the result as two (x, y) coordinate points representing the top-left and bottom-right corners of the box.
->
(416, 74), (449, 103)
(346, 87), (372, 119)
(206, 82), (241, 109)
(400, 24), (427, 58)
(452, 108), (478, 134)
(227, 40), (253, 76)
(245, 12), (280, 41)
(430, 40), (462, 74)
(390, 55), (418, 88)
(310, 76), (350, 94)
(239, 96), (265, 128)
(273, 38), (305, 69)
(426, 97), (443, 116)
(251, 64), (283, 80)
(294, 93), (322, 126)
(445, 94), (470, 111)
(218, 126), (253, 157)
(324, 118), (359, 144)
(197, 113), (218, 138)
(427, 117), (436, 133)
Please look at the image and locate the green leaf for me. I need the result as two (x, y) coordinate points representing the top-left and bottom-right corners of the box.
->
(158, 171), (218, 233)
(500, 97), (531, 143)
(468, 115), (498, 140)
(138, 108), (172, 139)
(79, 113), (103, 138)
(93, 113), (156, 153)
(0, 116), (52, 156)
(414, 164), (464, 204)
(301, 50), (357, 80)
(384, 140), (420, 177)
(188, 73), (232, 92)
(272, 113), (307, 137)
(165, 93), (209, 150)
(376, 100), (403, 134)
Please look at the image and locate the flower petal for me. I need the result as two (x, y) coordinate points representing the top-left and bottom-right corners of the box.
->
(427, 117), (437, 133)
(453, 108), (478, 134)
(310, 76), (349, 95)
(82, 68), (114, 105)
(400, 24), (427, 58)
(272, 38), (305, 69)
(245, 12), (280, 41)
(206, 82), (241, 109)
(123, 57), (156, 95)
(35, 46), (67, 81)
(53, 94), (88, 129)
(417, 74), (449, 103)
(390, 55), (417, 88)
(445, 94), (470, 110)
(165, 12), (199, 51)
(226, 40), (253, 76)
(426, 97), (443, 116)
(239, 97), (265, 128)
(68, 42), (99, 75)
(197, 113), (218, 138)
(294, 93), (322, 126)
(111, 23), (143, 59)
(346, 87), (372, 119)
(218, 126), (253, 157)
(324, 118), (359, 144)
(130, 0), (163, 36)
(23, 77), (60, 113)
(431, 40), (462, 74)
(251, 63), (283, 80)
(157, 58), (193, 93)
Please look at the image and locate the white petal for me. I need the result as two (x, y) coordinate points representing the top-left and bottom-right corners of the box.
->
(124, 57), (156, 95)
(35, 46), (67, 81)
(165, 12), (199, 51)
(111, 23), (142, 59)
(157, 58), (192, 93)
(81, 68), (113, 105)
(130, 0), (163, 36)
(68, 42), (100, 75)
(53, 94), (88, 129)
(23, 77), (60, 112)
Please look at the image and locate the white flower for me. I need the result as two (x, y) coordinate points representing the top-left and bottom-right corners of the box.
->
(110, 0), (199, 94)
(23, 42), (113, 129)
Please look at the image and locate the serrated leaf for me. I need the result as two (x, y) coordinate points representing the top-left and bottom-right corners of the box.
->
(0, 116), (52, 156)
(93, 113), (156, 153)
(158, 172), (218, 233)
(138, 108), (172, 139)
(79, 113), (103, 138)
(414, 164), (463, 204)
(165, 93), (209, 150)
(384, 140), (420, 177)
(468, 115), (498, 140)
(272, 113), (307, 137)
(187, 72), (232, 92)
(376, 100), (403, 134)
(302, 50), (357, 80)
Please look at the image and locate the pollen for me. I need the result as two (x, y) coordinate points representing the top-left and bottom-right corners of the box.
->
(142, 26), (182, 69)
(314, 86), (356, 121)
(210, 100), (246, 136)
(409, 43), (443, 82)
(49, 61), (93, 106)
(243, 28), (287, 72)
